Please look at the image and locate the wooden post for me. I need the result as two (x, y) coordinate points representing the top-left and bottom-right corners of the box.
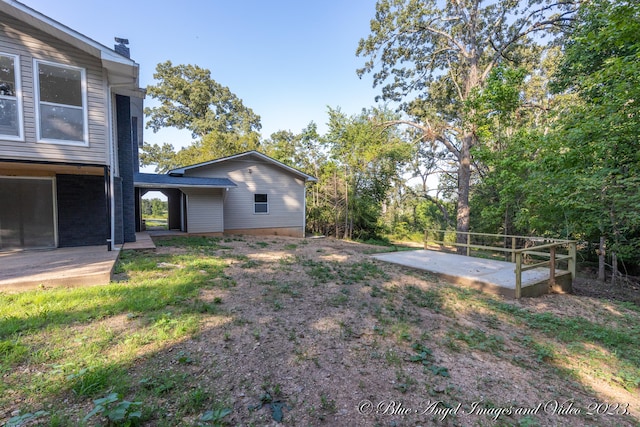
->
(568, 242), (576, 280)
(549, 246), (556, 288)
(511, 237), (516, 263)
(612, 252), (618, 286)
(466, 233), (471, 257)
(598, 236), (606, 282)
(424, 229), (428, 250)
(515, 252), (522, 299)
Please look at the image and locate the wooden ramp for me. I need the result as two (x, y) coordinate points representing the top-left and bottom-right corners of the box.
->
(371, 250), (572, 298)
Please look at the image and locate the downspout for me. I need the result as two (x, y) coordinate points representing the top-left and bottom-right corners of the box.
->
(106, 86), (116, 251)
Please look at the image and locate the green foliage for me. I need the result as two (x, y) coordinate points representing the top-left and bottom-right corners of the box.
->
(199, 408), (232, 426)
(4, 411), (48, 427)
(546, 0), (640, 262)
(140, 198), (167, 219)
(146, 61), (261, 138)
(357, 0), (577, 239)
(83, 393), (142, 426)
(141, 60), (262, 172)
(324, 106), (413, 239)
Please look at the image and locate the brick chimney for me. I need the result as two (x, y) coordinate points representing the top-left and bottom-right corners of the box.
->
(114, 37), (130, 58)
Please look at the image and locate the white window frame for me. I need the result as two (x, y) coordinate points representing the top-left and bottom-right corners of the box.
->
(0, 52), (24, 141)
(34, 59), (88, 146)
(254, 193), (269, 214)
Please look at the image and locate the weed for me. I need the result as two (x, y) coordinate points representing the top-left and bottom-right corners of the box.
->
(0, 339), (29, 368)
(394, 370), (417, 393)
(256, 241), (269, 248)
(300, 258), (335, 283)
(178, 387), (209, 414)
(404, 285), (444, 313)
(320, 393), (337, 413)
(175, 351), (195, 364)
(240, 259), (263, 269)
(199, 408), (232, 425)
(83, 392), (142, 426)
(284, 243), (298, 250)
(337, 261), (387, 284)
(4, 411), (49, 427)
(329, 293), (349, 307)
(385, 348), (403, 366)
(428, 365), (450, 377)
(447, 328), (504, 354)
(409, 342), (434, 365)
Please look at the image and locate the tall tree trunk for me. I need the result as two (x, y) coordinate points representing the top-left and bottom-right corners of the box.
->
(334, 171), (339, 237)
(456, 133), (473, 254)
(344, 173), (349, 239)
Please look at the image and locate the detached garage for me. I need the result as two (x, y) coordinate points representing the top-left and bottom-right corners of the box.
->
(134, 151), (316, 238)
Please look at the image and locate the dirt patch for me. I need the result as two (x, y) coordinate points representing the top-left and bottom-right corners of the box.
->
(142, 235), (639, 426)
(573, 275), (640, 305)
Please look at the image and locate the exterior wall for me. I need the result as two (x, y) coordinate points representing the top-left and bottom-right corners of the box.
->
(224, 226), (304, 238)
(183, 188), (224, 233)
(113, 176), (124, 245)
(0, 11), (109, 165)
(115, 95), (135, 243)
(56, 174), (107, 247)
(165, 189), (183, 230)
(185, 158), (305, 235)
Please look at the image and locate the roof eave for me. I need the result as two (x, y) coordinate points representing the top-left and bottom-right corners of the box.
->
(169, 151), (318, 183)
(1, 0), (140, 89)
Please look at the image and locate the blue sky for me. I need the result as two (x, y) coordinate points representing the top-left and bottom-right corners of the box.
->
(22, 0), (383, 150)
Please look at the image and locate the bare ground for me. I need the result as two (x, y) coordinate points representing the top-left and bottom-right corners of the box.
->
(139, 235), (640, 427)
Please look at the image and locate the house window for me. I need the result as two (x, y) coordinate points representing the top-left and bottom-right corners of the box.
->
(34, 60), (87, 145)
(254, 194), (268, 214)
(0, 53), (23, 139)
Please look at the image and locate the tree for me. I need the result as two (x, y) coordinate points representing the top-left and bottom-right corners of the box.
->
(141, 61), (262, 171)
(550, 0), (640, 280)
(357, 0), (578, 247)
(325, 107), (413, 239)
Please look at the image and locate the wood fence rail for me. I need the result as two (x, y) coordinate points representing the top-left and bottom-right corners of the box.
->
(424, 230), (577, 299)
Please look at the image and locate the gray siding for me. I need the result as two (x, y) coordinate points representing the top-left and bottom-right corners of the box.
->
(0, 11), (108, 165)
(184, 188), (224, 233)
(185, 159), (305, 231)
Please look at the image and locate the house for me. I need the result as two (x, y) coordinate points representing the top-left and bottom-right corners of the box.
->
(135, 151), (317, 238)
(0, 0), (142, 251)
(0, 1), (316, 254)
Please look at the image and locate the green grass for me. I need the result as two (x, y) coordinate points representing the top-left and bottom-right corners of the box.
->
(0, 247), (229, 424)
(2, 237), (639, 426)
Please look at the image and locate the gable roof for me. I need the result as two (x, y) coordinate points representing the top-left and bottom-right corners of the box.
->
(168, 151), (317, 182)
(0, 0), (140, 90)
(134, 173), (236, 189)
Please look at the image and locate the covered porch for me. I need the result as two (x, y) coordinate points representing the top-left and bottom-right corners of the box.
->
(133, 173), (236, 234)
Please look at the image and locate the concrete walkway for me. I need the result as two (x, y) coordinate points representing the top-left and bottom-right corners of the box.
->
(372, 249), (569, 298)
(122, 232), (156, 250)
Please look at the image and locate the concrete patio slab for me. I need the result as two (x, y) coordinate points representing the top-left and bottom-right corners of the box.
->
(0, 232), (159, 292)
(372, 249), (571, 298)
(0, 245), (119, 292)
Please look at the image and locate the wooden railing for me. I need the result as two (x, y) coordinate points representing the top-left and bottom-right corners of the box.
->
(424, 230), (577, 299)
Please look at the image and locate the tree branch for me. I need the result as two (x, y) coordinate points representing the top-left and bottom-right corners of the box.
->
(382, 119), (461, 160)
